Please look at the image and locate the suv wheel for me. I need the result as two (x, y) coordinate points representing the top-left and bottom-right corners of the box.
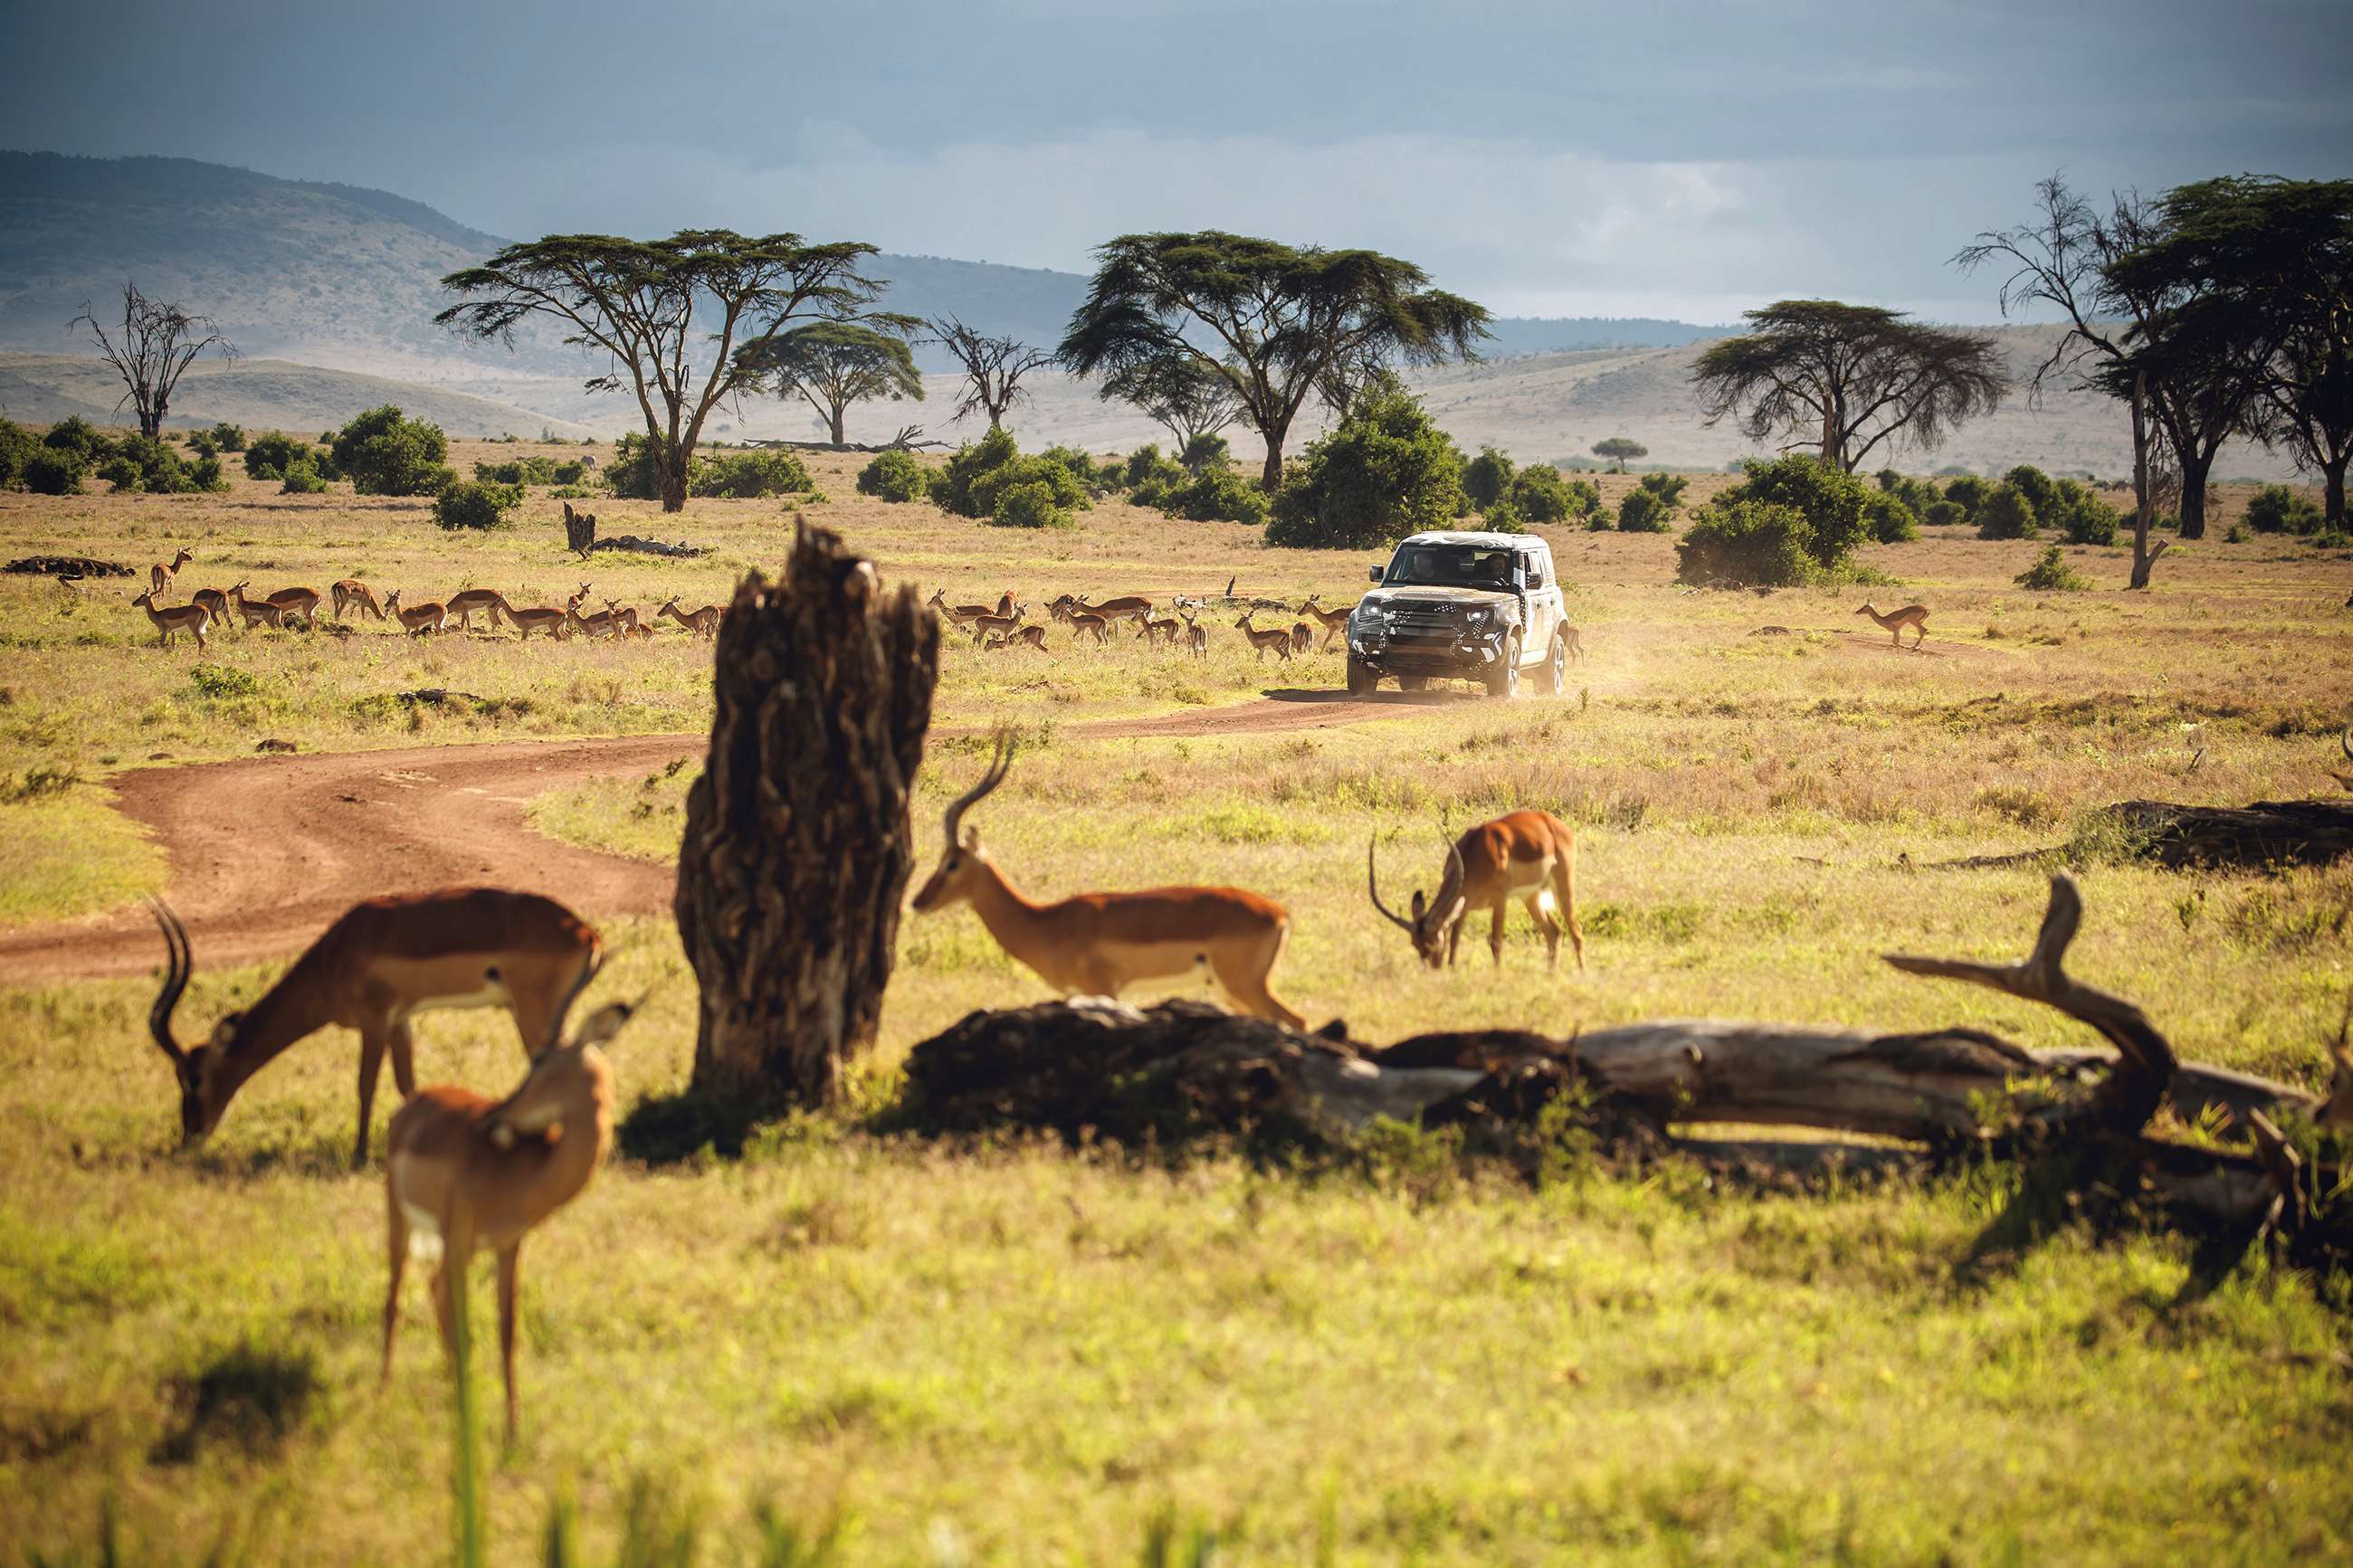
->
(1397, 675), (1431, 692)
(1486, 634), (1520, 699)
(1346, 657), (1378, 696)
(1541, 632), (1567, 696)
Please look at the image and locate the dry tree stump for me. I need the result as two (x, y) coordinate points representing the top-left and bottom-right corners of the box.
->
(673, 518), (938, 1108)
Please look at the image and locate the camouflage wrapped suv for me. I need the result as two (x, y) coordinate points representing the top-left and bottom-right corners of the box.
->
(1344, 531), (1569, 699)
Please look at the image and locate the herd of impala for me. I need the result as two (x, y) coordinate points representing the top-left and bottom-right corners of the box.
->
(137, 718), (1586, 1439)
(928, 585), (1357, 660)
(121, 546), (728, 651)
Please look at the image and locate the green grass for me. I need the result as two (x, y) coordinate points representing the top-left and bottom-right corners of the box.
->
(0, 782), (166, 926)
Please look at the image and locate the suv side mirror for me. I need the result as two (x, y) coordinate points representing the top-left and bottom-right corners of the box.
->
(1368, 565), (1385, 584)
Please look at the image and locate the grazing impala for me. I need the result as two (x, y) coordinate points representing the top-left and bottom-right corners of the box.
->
(657, 595), (722, 639)
(602, 600), (643, 638)
(382, 961), (637, 1441)
(149, 546), (194, 597)
(1367, 810), (1586, 971)
(446, 587), (509, 632)
(1136, 613), (1181, 648)
(334, 579), (387, 622)
(968, 607), (1026, 647)
(1855, 601), (1929, 650)
(130, 589), (213, 652)
(1299, 594), (1355, 649)
(501, 594), (571, 641)
(265, 584), (323, 627)
(1050, 592), (1153, 629)
(913, 736), (1307, 1027)
(383, 589), (450, 638)
(190, 583), (234, 629)
(1234, 610), (1295, 662)
(144, 891), (603, 1166)
(988, 624), (1049, 652)
(228, 581), (287, 631)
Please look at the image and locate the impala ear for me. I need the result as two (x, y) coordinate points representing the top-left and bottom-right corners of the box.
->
(573, 996), (643, 1050)
(961, 825), (982, 851)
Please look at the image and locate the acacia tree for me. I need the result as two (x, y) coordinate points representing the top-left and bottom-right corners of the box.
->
(1691, 300), (2005, 475)
(1100, 353), (1243, 450)
(1060, 231), (1491, 489)
(1592, 436), (1647, 471)
(69, 281), (238, 440)
(733, 317), (923, 446)
(437, 231), (885, 511)
(1955, 177), (2268, 543)
(926, 317), (1054, 428)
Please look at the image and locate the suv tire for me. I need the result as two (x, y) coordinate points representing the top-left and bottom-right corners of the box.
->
(1398, 675), (1431, 692)
(1485, 634), (1520, 699)
(1346, 657), (1378, 696)
(1541, 632), (1567, 696)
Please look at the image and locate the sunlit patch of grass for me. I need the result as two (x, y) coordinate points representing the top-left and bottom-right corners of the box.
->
(0, 787), (166, 926)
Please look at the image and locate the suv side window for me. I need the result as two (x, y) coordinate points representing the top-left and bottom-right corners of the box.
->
(1522, 550), (1547, 590)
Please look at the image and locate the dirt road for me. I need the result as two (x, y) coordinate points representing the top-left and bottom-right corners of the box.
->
(0, 689), (1457, 984)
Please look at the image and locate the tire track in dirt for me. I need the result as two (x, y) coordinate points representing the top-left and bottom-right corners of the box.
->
(0, 690), (1468, 983)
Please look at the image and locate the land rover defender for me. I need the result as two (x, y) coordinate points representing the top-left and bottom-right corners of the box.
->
(1344, 531), (1569, 698)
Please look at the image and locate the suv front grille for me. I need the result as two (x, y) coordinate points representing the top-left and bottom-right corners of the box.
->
(1384, 602), (1462, 638)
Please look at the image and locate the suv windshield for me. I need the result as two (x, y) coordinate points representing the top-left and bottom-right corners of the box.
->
(1385, 545), (1520, 588)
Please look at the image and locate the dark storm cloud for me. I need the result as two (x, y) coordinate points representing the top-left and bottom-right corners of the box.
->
(5, 0), (2346, 318)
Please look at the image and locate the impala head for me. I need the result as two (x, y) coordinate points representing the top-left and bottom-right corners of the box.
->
(484, 958), (641, 1146)
(169, 547), (193, 571)
(146, 899), (241, 1144)
(131, 588), (157, 612)
(1854, 602), (1878, 617)
(1234, 611), (1256, 631)
(912, 733), (1016, 914)
(382, 588), (403, 614)
(230, 578), (250, 596)
(1367, 832), (1467, 968)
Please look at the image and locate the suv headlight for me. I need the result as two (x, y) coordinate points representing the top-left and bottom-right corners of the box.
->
(1461, 607), (1491, 627)
(1353, 606), (1388, 629)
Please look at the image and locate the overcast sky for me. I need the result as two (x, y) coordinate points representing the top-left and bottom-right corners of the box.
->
(5, 0), (2346, 322)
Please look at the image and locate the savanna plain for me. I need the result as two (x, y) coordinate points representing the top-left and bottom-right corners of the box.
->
(3, 445), (2352, 1563)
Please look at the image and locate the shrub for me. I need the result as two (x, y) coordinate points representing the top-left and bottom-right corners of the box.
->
(0, 418), (37, 489)
(1675, 499), (1817, 586)
(24, 449), (86, 495)
(243, 433), (319, 481)
(1163, 464), (1270, 525)
(1636, 470), (1689, 507)
(209, 422), (246, 451)
(1463, 445), (1515, 510)
(687, 448), (818, 499)
(988, 478), (1075, 530)
(933, 427), (1089, 522)
(1265, 387), (1463, 549)
(281, 464), (330, 495)
(1616, 487), (1672, 532)
(185, 429), (220, 459)
(1124, 443), (1182, 489)
(1506, 464), (1586, 524)
(2246, 483), (2323, 536)
(473, 457), (561, 486)
(98, 454), (142, 490)
(1942, 474), (1990, 518)
(43, 416), (113, 465)
(857, 449), (931, 503)
(1178, 432), (1230, 472)
(330, 406), (452, 496)
(433, 479), (523, 531)
(101, 435), (201, 494)
(604, 432), (663, 499)
(2049, 479), (2120, 546)
(550, 459), (585, 486)
(2003, 464), (2059, 521)
(1716, 454), (1870, 570)
(1863, 491), (1920, 543)
(188, 455), (229, 493)
(1481, 496), (1530, 534)
(1041, 444), (1115, 490)
(1923, 499), (1966, 527)
(2315, 527), (2353, 549)
(2014, 544), (2091, 591)
(1975, 482), (2038, 539)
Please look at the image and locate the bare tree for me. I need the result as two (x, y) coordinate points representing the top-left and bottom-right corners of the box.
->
(1690, 300), (2005, 473)
(69, 281), (238, 440)
(926, 317), (1054, 429)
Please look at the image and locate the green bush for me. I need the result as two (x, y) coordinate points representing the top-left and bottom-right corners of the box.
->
(1941, 474), (1989, 518)
(330, 405), (452, 497)
(604, 432), (662, 499)
(2014, 544), (2091, 591)
(185, 429), (220, 459)
(2003, 464), (2059, 521)
(0, 418), (37, 489)
(550, 459), (586, 486)
(208, 422), (245, 451)
(2315, 527), (2352, 549)
(2049, 479), (2120, 546)
(1178, 432), (1230, 472)
(43, 416), (113, 465)
(1505, 464), (1587, 524)
(1124, 443), (1183, 489)
(1040, 444), (1116, 491)
(1636, 470), (1689, 507)
(2246, 484), (2324, 536)
(1463, 445), (1515, 510)
(1616, 487), (1673, 532)
(1876, 468), (1940, 517)
(1164, 464), (1270, 524)
(473, 456), (562, 486)
(24, 448), (86, 495)
(281, 464), (330, 495)
(687, 448), (818, 499)
(856, 449), (931, 503)
(97, 454), (141, 490)
(433, 479), (523, 531)
(243, 432), (319, 481)
(1265, 387), (1464, 549)
(1675, 499), (1817, 587)
(1923, 499), (1966, 527)
(1863, 491), (1920, 543)
(934, 427), (1089, 521)
(188, 455), (229, 493)
(1716, 455), (1870, 570)
(988, 478), (1075, 530)
(1481, 495), (1530, 534)
(1975, 482), (2038, 539)
(100, 435), (204, 494)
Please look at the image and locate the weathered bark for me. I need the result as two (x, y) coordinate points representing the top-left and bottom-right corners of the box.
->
(2108, 799), (2353, 869)
(563, 501), (596, 556)
(659, 464), (688, 514)
(2176, 449), (2215, 540)
(827, 404), (848, 446)
(2323, 451), (2348, 528)
(2127, 373), (2169, 591)
(674, 518), (940, 1107)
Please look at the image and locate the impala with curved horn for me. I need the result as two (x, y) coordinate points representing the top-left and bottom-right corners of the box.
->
(912, 735), (1307, 1028)
(382, 957), (640, 1442)
(145, 890), (603, 1166)
(2333, 726), (2353, 793)
(1368, 810), (1586, 971)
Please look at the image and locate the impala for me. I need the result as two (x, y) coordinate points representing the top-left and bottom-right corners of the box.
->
(501, 594), (572, 641)
(929, 588), (1015, 630)
(130, 589), (213, 651)
(1298, 594), (1355, 649)
(1233, 610), (1294, 662)
(145, 892), (604, 1165)
(2333, 727), (2353, 793)
(913, 736), (1307, 1027)
(382, 961), (637, 1442)
(266, 584), (323, 627)
(1067, 610), (1111, 645)
(149, 546), (193, 597)
(1288, 622), (1313, 655)
(602, 600), (643, 638)
(968, 607), (1026, 646)
(565, 586), (621, 641)
(1181, 610), (1207, 661)
(658, 596), (722, 639)
(228, 581), (287, 631)
(446, 588), (509, 632)
(989, 624), (1048, 651)
(383, 589), (450, 638)
(1136, 613), (1181, 648)
(190, 584), (234, 628)
(1856, 601), (1929, 650)
(1368, 810), (1586, 971)
(333, 579), (387, 622)
(1049, 592), (1153, 628)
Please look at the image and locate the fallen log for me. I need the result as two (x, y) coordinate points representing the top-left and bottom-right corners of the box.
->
(2108, 799), (2353, 869)
(5, 555), (135, 577)
(560, 499), (708, 560)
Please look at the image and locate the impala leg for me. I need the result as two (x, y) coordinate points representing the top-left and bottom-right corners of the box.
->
(1554, 857), (1586, 973)
(354, 1025), (388, 1169)
(1490, 902), (1510, 966)
(1209, 934), (1306, 1031)
(388, 1020), (418, 1099)
(1445, 917), (1464, 967)
(496, 1244), (521, 1444)
(1526, 894), (1561, 970)
(381, 1183), (407, 1385)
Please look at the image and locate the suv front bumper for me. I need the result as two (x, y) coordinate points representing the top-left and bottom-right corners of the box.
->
(1347, 623), (1510, 677)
